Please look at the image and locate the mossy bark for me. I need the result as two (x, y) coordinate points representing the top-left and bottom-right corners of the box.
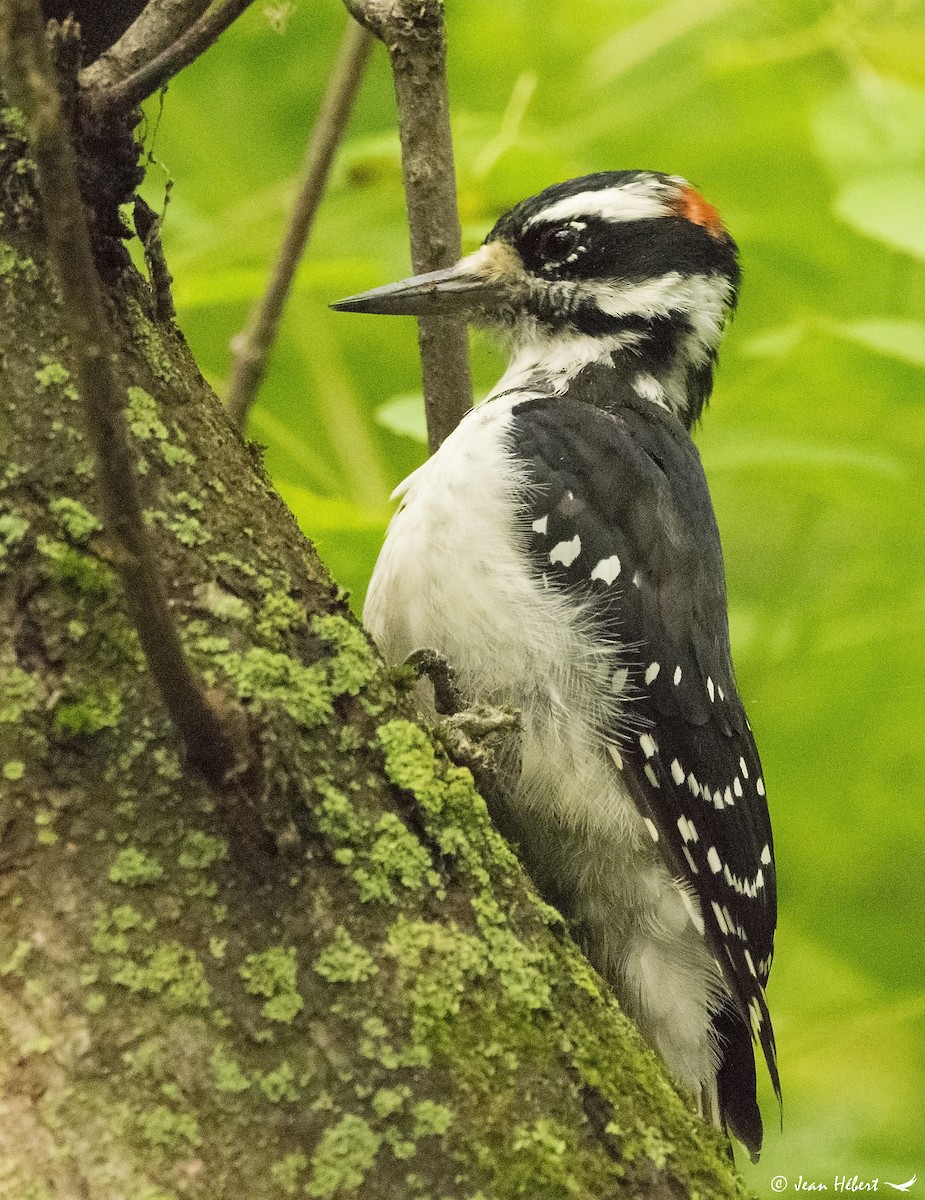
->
(0, 102), (751, 1199)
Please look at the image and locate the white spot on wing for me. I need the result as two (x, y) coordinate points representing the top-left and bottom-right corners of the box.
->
(739, 757), (749, 779)
(733, 777), (743, 798)
(707, 676), (715, 702)
(531, 515), (548, 535)
(644, 661), (660, 684)
(711, 901), (729, 935)
(632, 571), (641, 588)
(760, 843), (771, 866)
(673, 665), (682, 685)
(670, 759), (684, 785)
(590, 554), (621, 584)
(639, 733), (657, 758)
(707, 846), (722, 874)
(643, 763), (659, 788)
(550, 534), (581, 567)
(643, 818), (659, 843)
(756, 777), (766, 797)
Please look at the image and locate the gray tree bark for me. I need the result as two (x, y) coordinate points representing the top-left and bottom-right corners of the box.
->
(0, 43), (750, 1200)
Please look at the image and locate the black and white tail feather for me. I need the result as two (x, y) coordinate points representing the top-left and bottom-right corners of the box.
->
(333, 170), (781, 1159)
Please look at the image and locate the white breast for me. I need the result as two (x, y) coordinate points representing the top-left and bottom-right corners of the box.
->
(363, 392), (722, 1100)
(365, 392), (635, 834)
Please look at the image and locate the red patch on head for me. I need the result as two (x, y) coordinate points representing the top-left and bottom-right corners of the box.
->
(672, 185), (727, 240)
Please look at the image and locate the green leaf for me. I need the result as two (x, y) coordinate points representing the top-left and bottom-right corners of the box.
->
(812, 77), (925, 182)
(705, 435), (903, 478)
(375, 395), (428, 443)
(739, 324), (805, 359)
(275, 482), (389, 614)
(828, 318), (925, 370)
(172, 259), (373, 311)
(274, 483), (387, 535)
(834, 171), (925, 258)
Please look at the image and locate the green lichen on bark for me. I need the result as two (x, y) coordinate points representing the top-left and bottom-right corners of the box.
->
(209, 1043), (252, 1093)
(306, 1113), (382, 1198)
(108, 847), (165, 885)
(314, 926), (379, 983)
(239, 946), (305, 1024)
(49, 495), (102, 541)
(33, 358), (77, 397)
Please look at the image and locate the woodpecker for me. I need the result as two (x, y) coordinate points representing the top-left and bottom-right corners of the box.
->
(333, 170), (780, 1158)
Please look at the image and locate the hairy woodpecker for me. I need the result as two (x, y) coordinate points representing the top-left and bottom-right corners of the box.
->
(333, 170), (780, 1158)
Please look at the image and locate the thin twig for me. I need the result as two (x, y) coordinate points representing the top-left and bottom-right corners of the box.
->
(0, 0), (245, 788)
(344, 0), (472, 453)
(85, 0), (259, 113)
(134, 192), (176, 321)
(226, 18), (373, 432)
(78, 0), (212, 94)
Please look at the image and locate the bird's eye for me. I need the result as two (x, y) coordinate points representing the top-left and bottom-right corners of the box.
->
(536, 225), (581, 267)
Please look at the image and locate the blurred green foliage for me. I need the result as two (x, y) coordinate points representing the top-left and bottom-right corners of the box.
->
(141, 0), (925, 1190)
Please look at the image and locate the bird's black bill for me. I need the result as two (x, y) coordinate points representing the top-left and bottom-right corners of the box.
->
(331, 262), (503, 317)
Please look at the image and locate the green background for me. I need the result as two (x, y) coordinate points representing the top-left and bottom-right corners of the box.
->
(141, 0), (925, 1191)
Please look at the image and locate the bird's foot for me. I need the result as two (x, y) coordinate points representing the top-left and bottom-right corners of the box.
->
(441, 704), (521, 765)
(401, 648), (463, 715)
(400, 648), (520, 792)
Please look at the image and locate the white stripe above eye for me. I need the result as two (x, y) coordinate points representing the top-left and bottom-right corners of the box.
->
(525, 182), (670, 228)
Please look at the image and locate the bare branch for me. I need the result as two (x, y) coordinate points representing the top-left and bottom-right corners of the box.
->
(83, 0), (259, 114)
(78, 0), (212, 94)
(226, 18), (373, 432)
(134, 192), (176, 321)
(344, 0), (472, 452)
(0, 0), (247, 788)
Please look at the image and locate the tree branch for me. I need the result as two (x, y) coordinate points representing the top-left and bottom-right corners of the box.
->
(78, 0), (212, 94)
(82, 0), (259, 113)
(0, 0), (247, 788)
(226, 18), (373, 432)
(344, 0), (472, 453)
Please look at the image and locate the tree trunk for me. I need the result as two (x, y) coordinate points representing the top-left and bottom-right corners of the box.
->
(0, 94), (749, 1198)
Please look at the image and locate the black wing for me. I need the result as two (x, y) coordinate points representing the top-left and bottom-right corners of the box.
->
(509, 392), (780, 1126)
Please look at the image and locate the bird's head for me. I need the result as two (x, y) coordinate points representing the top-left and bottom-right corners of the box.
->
(333, 171), (740, 427)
